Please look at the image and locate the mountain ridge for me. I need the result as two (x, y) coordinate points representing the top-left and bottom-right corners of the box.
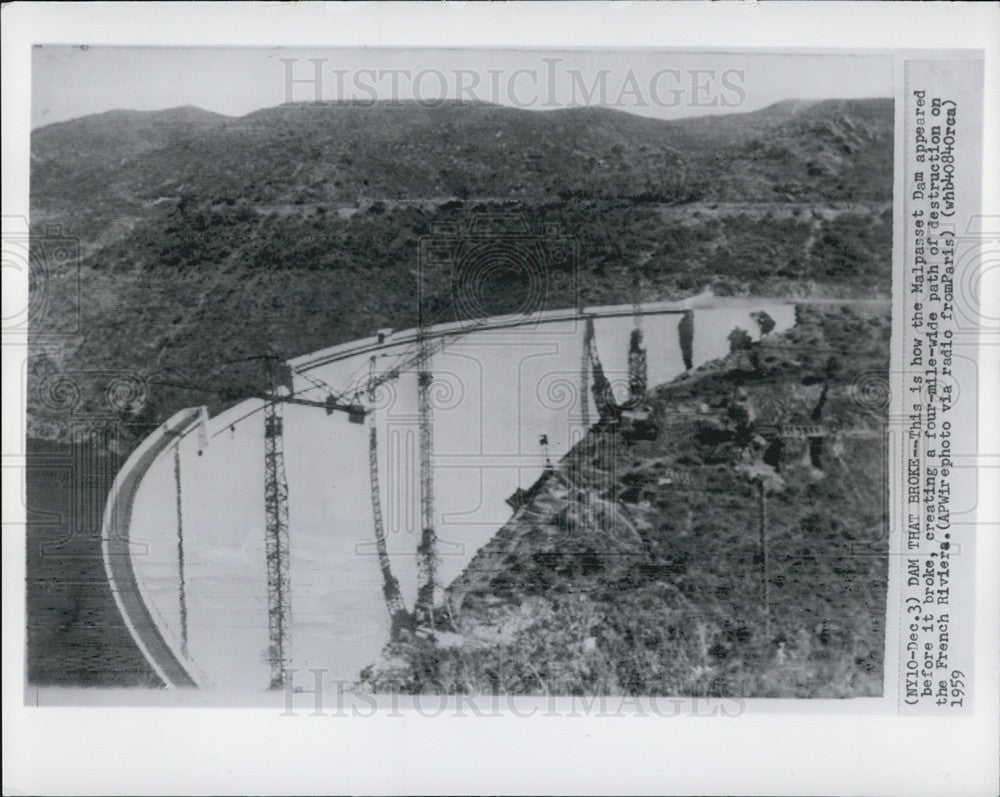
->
(32, 96), (887, 135)
(31, 97), (892, 252)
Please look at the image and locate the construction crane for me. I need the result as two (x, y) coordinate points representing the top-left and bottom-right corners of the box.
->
(354, 318), (496, 630)
(361, 319), (488, 398)
(412, 299), (440, 629)
(628, 327), (648, 406)
(584, 316), (617, 423)
(579, 299), (592, 429)
(158, 337), (453, 683)
(262, 389), (292, 691)
(230, 325), (478, 668)
(583, 315), (658, 442)
(262, 313), (484, 655)
(261, 360), (363, 691)
(366, 356), (408, 629)
(628, 254), (648, 406)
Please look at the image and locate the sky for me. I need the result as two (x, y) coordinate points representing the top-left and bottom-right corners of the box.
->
(32, 47), (894, 129)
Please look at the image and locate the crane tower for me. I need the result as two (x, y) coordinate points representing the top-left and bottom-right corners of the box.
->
(367, 357), (408, 627)
(263, 388), (293, 690)
(413, 344), (440, 627)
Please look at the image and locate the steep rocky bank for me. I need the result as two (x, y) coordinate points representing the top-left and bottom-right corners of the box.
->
(360, 304), (890, 697)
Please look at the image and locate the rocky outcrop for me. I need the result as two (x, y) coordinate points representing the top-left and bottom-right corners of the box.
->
(362, 304), (890, 697)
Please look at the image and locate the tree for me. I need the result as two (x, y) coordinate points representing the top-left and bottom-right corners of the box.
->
(751, 311), (776, 337)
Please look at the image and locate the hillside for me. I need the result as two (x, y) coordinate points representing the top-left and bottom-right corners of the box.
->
(31, 99), (892, 251)
(28, 98), (892, 445)
(359, 304), (890, 697)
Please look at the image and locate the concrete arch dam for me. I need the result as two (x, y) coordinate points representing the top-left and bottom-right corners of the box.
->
(102, 296), (795, 691)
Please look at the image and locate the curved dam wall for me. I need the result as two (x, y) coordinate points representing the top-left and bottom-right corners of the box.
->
(101, 407), (206, 688)
(109, 297), (795, 691)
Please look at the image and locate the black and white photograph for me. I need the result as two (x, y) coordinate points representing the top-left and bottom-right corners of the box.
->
(25, 46), (897, 700)
(3, 3), (997, 795)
